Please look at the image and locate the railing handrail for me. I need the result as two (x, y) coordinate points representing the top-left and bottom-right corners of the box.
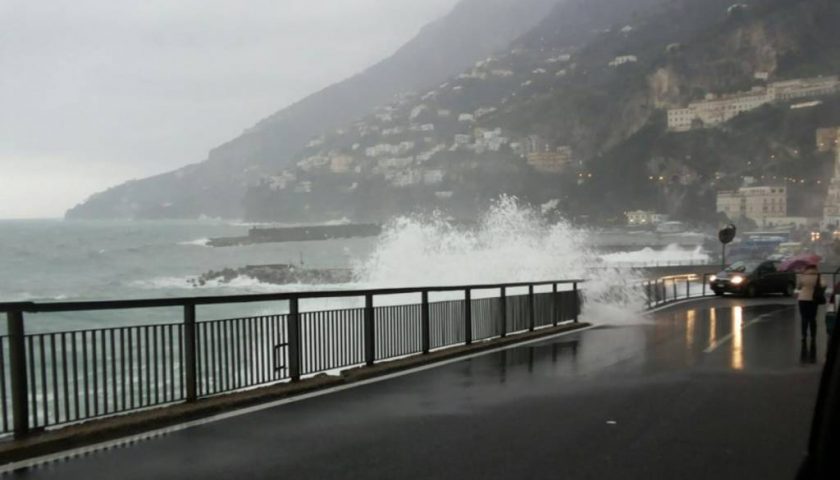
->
(0, 277), (584, 438)
(0, 279), (585, 314)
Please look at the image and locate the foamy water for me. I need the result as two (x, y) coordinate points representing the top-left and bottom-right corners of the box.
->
(2, 203), (707, 330)
(352, 196), (647, 322)
(178, 237), (211, 247)
(145, 197), (652, 321)
(601, 244), (709, 265)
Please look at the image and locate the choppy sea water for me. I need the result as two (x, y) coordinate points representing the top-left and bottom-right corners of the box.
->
(0, 201), (709, 333)
(0, 219), (375, 332)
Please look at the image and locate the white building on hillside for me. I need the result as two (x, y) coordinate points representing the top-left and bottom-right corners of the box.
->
(717, 186), (787, 226)
(824, 148), (840, 226)
(668, 88), (770, 132)
(668, 76), (840, 132)
(609, 55), (637, 67)
(626, 210), (668, 226)
(768, 76), (840, 101)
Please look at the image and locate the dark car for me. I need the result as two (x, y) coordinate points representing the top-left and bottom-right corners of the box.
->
(710, 260), (795, 297)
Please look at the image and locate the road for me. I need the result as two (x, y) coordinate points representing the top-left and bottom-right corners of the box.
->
(6, 298), (824, 479)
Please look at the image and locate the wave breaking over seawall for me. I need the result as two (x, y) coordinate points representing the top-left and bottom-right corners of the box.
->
(353, 196), (646, 321)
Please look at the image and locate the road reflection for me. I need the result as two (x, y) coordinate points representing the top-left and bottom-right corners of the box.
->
(686, 309), (696, 349)
(709, 307), (717, 347)
(731, 306), (744, 371)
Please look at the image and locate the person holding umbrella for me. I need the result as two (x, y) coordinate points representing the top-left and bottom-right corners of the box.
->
(796, 264), (825, 348)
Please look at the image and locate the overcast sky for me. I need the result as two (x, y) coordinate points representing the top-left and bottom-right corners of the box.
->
(0, 0), (460, 219)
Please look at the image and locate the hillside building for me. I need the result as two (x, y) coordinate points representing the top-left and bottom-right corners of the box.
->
(768, 76), (840, 101)
(329, 155), (354, 173)
(454, 134), (472, 146)
(609, 55), (637, 67)
(625, 210), (668, 226)
(823, 149), (840, 226)
(668, 76), (840, 132)
(524, 134), (550, 155)
(526, 147), (573, 174)
(717, 186), (787, 225)
(491, 69), (514, 77)
(817, 127), (840, 152)
(668, 88), (770, 132)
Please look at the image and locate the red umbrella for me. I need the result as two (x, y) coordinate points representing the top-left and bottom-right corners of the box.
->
(779, 253), (822, 272)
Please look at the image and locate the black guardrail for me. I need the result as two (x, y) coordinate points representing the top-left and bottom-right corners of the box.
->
(644, 270), (840, 309)
(0, 280), (582, 438)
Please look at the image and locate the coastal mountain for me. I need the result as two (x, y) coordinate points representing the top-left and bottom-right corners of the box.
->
(69, 0), (840, 225)
(65, 0), (562, 220)
(237, 0), (840, 224)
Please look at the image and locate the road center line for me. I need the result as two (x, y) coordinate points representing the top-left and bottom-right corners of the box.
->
(703, 308), (790, 353)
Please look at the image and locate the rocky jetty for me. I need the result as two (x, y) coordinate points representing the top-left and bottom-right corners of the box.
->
(190, 264), (354, 287)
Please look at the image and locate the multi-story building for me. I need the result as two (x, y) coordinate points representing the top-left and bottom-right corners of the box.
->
(668, 76), (840, 132)
(668, 88), (771, 132)
(625, 210), (669, 226)
(817, 127), (840, 152)
(526, 147), (573, 174)
(717, 186), (787, 225)
(329, 155), (354, 173)
(824, 149), (840, 226)
(767, 76), (840, 101)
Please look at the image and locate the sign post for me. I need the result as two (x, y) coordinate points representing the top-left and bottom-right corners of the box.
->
(718, 224), (737, 268)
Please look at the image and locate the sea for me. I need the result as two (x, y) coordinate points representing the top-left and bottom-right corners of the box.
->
(0, 219), (376, 332)
(0, 200), (710, 333)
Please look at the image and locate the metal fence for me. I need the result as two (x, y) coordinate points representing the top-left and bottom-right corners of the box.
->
(0, 280), (581, 438)
(644, 274), (713, 308)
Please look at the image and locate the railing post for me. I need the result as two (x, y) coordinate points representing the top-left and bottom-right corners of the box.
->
(7, 310), (29, 437)
(552, 283), (559, 327)
(686, 277), (690, 299)
(421, 290), (430, 354)
(364, 294), (375, 366)
(573, 282), (579, 323)
(702, 274), (707, 297)
(288, 297), (302, 381)
(464, 289), (472, 345)
(672, 280), (677, 301)
(528, 285), (535, 331)
(500, 287), (507, 338)
(183, 303), (197, 402)
(646, 282), (652, 309)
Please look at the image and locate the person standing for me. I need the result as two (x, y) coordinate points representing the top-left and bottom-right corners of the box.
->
(796, 264), (821, 344)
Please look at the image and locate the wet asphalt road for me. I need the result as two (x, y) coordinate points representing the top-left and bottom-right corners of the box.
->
(6, 298), (824, 479)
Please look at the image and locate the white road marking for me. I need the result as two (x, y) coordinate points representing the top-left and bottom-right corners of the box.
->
(702, 310), (789, 353)
(0, 324), (595, 474)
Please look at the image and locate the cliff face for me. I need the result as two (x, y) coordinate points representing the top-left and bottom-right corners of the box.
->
(66, 0), (562, 220)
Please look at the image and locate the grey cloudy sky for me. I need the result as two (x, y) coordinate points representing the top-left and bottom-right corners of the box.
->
(0, 0), (460, 219)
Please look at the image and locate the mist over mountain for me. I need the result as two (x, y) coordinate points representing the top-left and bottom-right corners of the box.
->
(66, 0), (561, 220)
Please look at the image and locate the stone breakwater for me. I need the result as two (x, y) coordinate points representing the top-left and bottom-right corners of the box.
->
(208, 224), (382, 247)
(190, 264), (354, 287)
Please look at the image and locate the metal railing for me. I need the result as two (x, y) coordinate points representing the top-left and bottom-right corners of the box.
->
(609, 259), (714, 269)
(644, 273), (716, 309)
(0, 279), (582, 438)
(643, 270), (840, 309)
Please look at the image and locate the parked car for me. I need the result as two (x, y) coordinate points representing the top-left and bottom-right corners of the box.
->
(709, 260), (796, 297)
